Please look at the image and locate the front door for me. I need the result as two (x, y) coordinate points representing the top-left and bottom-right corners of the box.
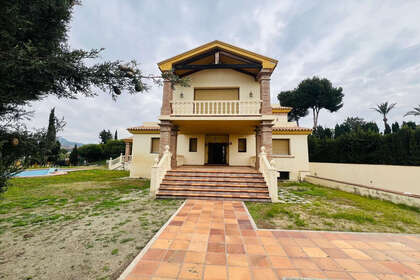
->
(208, 143), (227, 164)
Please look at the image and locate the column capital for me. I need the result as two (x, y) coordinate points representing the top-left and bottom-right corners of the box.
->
(257, 68), (272, 81)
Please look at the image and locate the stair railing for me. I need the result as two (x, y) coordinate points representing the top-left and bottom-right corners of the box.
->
(108, 153), (124, 170)
(259, 146), (279, 202)
(150, 145), (172, 198)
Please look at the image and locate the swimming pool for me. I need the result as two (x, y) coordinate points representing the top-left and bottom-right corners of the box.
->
(14, 168), (68, 177)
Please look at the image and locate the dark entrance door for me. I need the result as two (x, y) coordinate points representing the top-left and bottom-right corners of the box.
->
(208, 143), (227, 164)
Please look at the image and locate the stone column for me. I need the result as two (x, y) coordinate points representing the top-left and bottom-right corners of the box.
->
(258, 69), (272, 115)
(255, 126), (261, 169)
(260, 120), (273, 160)
(159, 120), (172, 158)
(160, 77), (173, 115)
(170, 126), (178, 168)
(124, 141), (131, 162)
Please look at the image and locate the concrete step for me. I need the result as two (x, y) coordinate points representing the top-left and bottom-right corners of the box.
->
(156, 191), (271, 202)
(166, 172), (263, 179)
(162, 177), (266, 183)
(160, 182), (267, 188)
(159, 187), (269, 193)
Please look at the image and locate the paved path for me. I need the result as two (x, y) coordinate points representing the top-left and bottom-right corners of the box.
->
(122, 200), (420, 280)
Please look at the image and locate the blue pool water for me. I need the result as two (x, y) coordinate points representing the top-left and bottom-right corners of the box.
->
(14, 168), (65, 177)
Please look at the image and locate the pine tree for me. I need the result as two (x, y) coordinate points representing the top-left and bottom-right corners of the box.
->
(69, 144), (78, 166)
(114, 130), (118, 140)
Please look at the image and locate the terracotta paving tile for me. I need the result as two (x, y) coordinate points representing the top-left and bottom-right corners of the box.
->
(179, 263), (203, 279)
(151, 239), (172, 250)
(121, 200), (420, 280)
(364, 249), (394, 261)
(227, 254), (249, 267)
(163, 250), (186, 263)
(376, 274), (405, 280)
(269, 256), (293, 269)
(154, 262), (181, 278)
(302, 246), (328, 258)
(283, 246), (307, 258)
(294, 238), (317, 247)
(203, 265), (227, 280)
(324, 270), (354, 280)
(251, 268), (277, 280)
(275, 269), (301, 278)
(249, 255), (271, 267)
(312, 257), (343, 271)
(323, 247), (349, 258)
(332, 240), (354, 249)
(225, 235), (243, 244)
(350, 272), (381, 280)
(227, 244), (245, 254)
(228, 266), (252, 280)
(245, 244), (265, 255)
(184, 251), (206, 264)
(312, 238), (336, 248)
(381, 261), (418, 275)
(209, 234), (225, 244)
(207, 243), (225, 253)
(125, 275), (150, 280)
(300, 269), (327, 278)
(170, 240), (190, 250)
(205, 252), (227, 265)
(359, 260), (396, 274)
(143, 248), (167, 261)
(343, 248), (373, 260)
(189, 241), (208, 252)
(291, 258), (319, 270)
(335, 258), (369, 272)
(130, 260), (160, 276)
(264, 245), (287, 256)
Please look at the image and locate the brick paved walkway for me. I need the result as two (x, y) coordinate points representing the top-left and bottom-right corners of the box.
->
(121, 200), (420, 280)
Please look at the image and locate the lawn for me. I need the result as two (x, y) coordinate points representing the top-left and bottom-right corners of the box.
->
(246, 181), (420, 233)
(0, 169), (183, 280)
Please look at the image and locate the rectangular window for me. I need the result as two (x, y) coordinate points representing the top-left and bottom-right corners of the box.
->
(272, 139), (290, 155)
(189, 138), (197, 152)
(150, 138), (160, 154)
(238, 138), (247, 152)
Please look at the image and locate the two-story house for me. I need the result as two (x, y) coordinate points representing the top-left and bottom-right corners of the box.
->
(124, 41), (311, 202)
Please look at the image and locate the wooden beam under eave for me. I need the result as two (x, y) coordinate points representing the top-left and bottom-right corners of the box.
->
(215, 51), (220, 64)
(174, 64), (261, 70)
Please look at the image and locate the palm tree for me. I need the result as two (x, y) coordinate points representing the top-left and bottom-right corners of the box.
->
(404, 105), (420, 117)
(370, 102), (397, 128)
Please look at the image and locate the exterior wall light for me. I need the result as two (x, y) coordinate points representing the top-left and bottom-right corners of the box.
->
(180, 92), (184, 98)
(249, 91), (253, 98)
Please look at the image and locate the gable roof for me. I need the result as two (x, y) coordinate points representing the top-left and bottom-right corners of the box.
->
(157, 40), (278, 75)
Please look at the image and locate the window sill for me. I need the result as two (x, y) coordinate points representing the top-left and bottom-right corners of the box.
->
(272, 155), (294, 158)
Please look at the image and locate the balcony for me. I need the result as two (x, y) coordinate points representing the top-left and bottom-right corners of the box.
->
(171, 100), (261, 116)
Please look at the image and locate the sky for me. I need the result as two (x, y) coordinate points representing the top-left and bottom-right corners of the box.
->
(25, 0), (420, 143)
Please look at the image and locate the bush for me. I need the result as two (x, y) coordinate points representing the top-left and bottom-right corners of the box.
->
(78, 144), (104, 163)
(309, 126), (420, 166)
(103, 140), (125, 159)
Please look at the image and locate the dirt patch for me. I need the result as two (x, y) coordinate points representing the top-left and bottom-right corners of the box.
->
(0, 180), (182, 280)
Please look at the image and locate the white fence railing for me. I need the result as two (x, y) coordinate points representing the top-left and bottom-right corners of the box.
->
(150, 145), (171, 198)
(171, 100), (261, 115)
(108, 153), (132, 170)
(108, 153), (123, 170)
(259, 146), (279, 202)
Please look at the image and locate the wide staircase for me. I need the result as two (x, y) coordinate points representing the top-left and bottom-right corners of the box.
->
(156, 166), (271, 202)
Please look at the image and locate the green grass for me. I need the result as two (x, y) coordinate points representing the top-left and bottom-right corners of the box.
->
(246, 181), (420, 233)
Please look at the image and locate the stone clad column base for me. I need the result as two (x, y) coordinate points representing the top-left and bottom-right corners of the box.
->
(260, 120), (273, 161)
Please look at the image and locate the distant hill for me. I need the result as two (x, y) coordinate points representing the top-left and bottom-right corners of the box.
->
(58, 137), (85, 150)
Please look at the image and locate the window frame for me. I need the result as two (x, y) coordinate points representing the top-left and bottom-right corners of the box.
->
(238, 138), (247, 153)
(189, 137), (198, 152)
(150, 137), (160, 154)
